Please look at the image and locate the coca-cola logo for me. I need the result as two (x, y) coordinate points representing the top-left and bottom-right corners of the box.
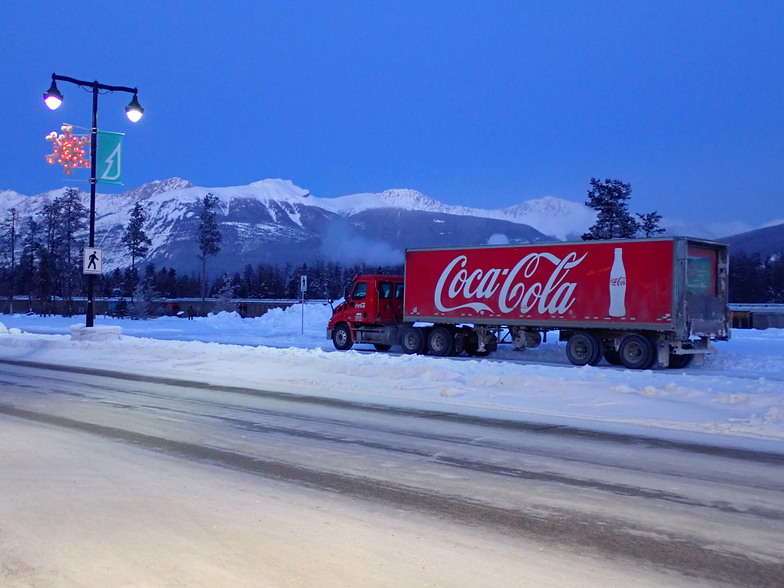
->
(610, 276), (627, 287)
(434, 251), (588, 315)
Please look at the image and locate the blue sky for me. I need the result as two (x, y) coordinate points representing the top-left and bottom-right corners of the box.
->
(2, 1), (782, 230)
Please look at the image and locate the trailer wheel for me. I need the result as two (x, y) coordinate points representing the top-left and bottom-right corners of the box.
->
(464, 334), (479, 356)
(400, 326), (426, 355)
(619, 334), (656, 369)
(566, 332), (602, 366)
(603, 347), (622, 366)
(428, 326), (455, 357)
(667, 353), (693, 369)
(464, 332), (496, 357)
(331, 323), (353, 351)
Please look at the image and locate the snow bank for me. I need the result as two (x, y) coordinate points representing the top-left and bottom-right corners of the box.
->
(0, 306), (783, 452)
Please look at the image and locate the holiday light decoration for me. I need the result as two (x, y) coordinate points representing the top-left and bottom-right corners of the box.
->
(45, 124), (91, 174)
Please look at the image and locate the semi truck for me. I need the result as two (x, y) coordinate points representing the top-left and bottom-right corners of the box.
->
(327, 237), (730, 369)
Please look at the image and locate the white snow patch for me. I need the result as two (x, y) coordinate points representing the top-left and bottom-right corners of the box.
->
(0, 308), (782, 452)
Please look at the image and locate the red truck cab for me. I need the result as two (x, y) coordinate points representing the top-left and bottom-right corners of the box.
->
(327, 274), (404, 350)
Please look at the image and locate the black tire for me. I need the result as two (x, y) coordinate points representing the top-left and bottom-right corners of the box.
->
(464, 333), (479, 356)
(668, 353), (693, 369)
(619, 334), (656, 369)
(331, 323), (353, 351)
(400, 326), (426, 355)
(453, 331), (467, 355)
(464, 332), (493, 357)
(428, 326), (455, 356)
(603, 347), (623, 366)
(525, 331), (542, 349)
(566, 332), (602, 366)
(373, 344), (391, 352)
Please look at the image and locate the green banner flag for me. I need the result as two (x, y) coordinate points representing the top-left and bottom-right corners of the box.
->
(96, 131), (124, 185)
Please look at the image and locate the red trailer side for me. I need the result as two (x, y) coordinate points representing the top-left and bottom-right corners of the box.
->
(404, 239), (676, 330)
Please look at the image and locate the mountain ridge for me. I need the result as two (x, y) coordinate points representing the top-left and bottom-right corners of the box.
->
(3, 178), (775, 276)
(1, 179), (559, 275)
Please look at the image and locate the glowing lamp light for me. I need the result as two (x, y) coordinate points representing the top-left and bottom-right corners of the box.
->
(43, 81), (63, 110)
(125, 94), (144, 122)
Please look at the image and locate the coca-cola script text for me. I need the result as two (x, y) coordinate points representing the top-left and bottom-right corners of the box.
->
(434, 252), (588, 315)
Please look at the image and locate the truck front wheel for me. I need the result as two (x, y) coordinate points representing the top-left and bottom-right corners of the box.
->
(332, 324), (354, 351)
(428, 326), (455, 357)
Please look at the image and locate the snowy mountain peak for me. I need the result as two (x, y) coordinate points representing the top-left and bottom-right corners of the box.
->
(123, 178), (195, 202)
(377, 189), (443, 210)
(245, 179), (311, 201)
(503, 195), (584, 216)
(320, 188), (449, 216)
(499, 196), (595, 240)
(148, 177), (194, 194)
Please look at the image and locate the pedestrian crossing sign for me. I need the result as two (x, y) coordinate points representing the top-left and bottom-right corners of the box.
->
(83, 247), (103, 275)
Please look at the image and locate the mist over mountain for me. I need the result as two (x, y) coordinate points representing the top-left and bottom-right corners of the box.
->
(0, 178), (755, 277)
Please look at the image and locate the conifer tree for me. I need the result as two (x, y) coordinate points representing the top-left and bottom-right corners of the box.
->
(58, 188), (88, 315)
(196, 193), (223, 300)
(1, 208), (20, 313)
(122, 201), (152, 283)
(636, 211), (665, 238)
(582, 178), (639, 240)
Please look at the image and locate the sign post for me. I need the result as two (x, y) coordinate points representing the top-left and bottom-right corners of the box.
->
(300, 275), (308, 334)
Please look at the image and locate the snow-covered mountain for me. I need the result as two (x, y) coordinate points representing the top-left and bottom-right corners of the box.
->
(723, 221), (784, 259)
(1, 178), (582, 275)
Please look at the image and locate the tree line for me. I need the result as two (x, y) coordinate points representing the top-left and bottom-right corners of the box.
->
(1, 182), (781, 315)
(98, 259), (402, 301)
(0, 189), (400, 312)
(728, 250), (784, 304)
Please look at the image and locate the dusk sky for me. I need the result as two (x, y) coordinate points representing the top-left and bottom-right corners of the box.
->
(2, 1), (782, 231)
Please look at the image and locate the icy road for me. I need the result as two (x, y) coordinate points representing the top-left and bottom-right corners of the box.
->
(1, 359), (782, 587)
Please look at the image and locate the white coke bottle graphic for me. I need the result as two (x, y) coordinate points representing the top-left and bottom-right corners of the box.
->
(608, 247), (627, 317)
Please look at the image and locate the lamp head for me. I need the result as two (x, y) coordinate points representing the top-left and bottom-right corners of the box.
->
(43, 80), (63, 110)
(125, 93), (144, 122)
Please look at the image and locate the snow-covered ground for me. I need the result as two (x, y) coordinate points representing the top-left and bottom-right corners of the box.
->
(1, 304), (783, 454)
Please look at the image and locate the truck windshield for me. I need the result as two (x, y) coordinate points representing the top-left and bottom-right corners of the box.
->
(352, 282), (368, 300)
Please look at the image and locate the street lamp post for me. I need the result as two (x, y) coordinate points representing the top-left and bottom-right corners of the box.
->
(43, 73), (144, 328)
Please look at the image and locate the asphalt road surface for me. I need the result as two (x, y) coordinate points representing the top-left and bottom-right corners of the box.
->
(1, 359), (782, 587)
